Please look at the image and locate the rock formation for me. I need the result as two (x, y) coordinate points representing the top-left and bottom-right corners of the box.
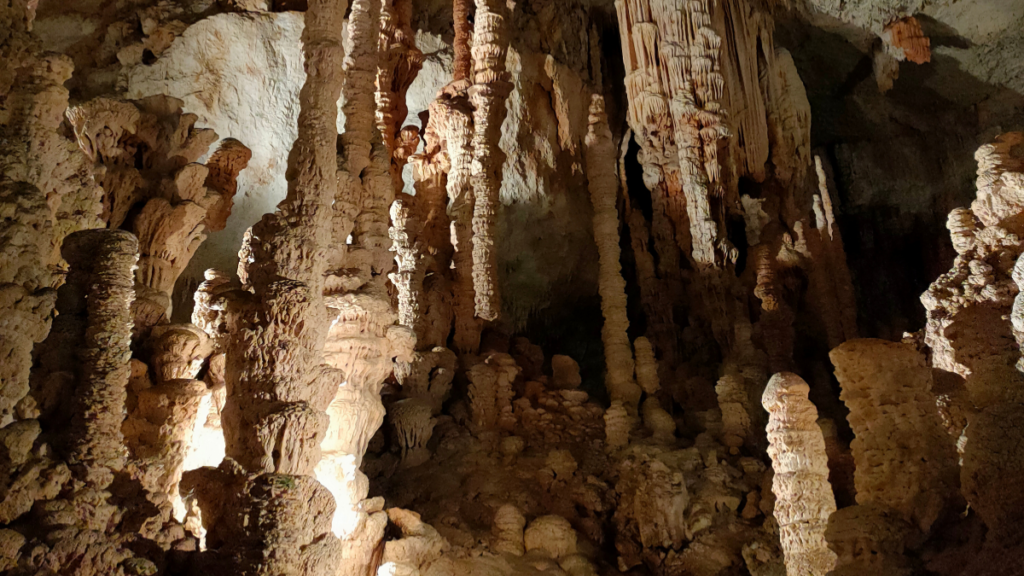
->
(468, 0), (514, 323)
(762, 372), (837, 576)
(830, 339), (959, 534)
(190, 0), (347, 572)
(4, 1), (1024, 575)
(66, 96), (250, 336)
(585, 93), (642, 411)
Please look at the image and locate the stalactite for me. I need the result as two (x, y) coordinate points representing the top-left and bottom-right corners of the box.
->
(621, 139), (679, 371)
(585, 93), (642, 411)
(803, 156), (858, 350)
(615, 0), (738, 354)
(443, 89), (483, 352)
(391, 104), (454, 353)
(830, 339), (959, 534)
(452, 0), (473, 83)
(392, 102), (459, 424)
(882, 16), (931, 65)
(753, 244), (795, 373)
(390, 196), (424, 337)
(389, 398), (436, 468)
(376, 0), (424, 191)
(762, 372), (837, 576)
(469, 0), (513, 322)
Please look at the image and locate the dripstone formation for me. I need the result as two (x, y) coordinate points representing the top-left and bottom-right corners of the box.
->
(2, 0), (1024, 574)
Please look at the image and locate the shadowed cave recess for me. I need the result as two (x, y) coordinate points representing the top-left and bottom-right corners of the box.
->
(2, 0), (1024, 574)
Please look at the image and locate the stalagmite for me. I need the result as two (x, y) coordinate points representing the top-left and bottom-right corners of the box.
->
(62, 231), (137, 477)
(524, 515), (579, 559)
(919, 132), (1024, 549)
(6, 0), (1024, 573)
(378, 508), (448, 574)
(122, 323), (211, 523)
(633, 336), (661, 395)
(642, 396), (676, 443)
(604, 400), (631, 451)
(830, 339), (958, 533)
(826, 504), (913, 576)
(193, 0), (348, 572)
(551, 354), (582, 390)
(22, 230), (166, 574)
(762, 372), (837, 576)
(467, 353), (519, 433)
(492, 504), (527, 555)
(469, 0), (514, 322)
(716, 372), (752, 450)
(585, 93), (642, 410)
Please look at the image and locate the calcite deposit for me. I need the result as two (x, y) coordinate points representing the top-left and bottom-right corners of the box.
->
(3, 0), (1024, 575)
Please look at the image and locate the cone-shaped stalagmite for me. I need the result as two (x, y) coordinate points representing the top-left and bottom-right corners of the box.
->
(763, 372), (837, 576)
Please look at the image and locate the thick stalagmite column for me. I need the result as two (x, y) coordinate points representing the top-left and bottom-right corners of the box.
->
(211, 0), (348, 572)
(0, 182), (55, 428)
(584, 94), (642, 411)
(762, 372), (837, 576)
(63, 230), (138, 477)
(469, 0), (514, 322)
(23, 230), (165, 574)
(830, 339), (959, 534)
